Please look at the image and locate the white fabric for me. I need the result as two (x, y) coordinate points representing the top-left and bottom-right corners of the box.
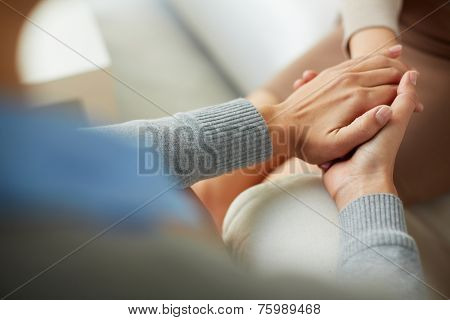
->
(169, 0), (341, 93)
(18, 0), (110, 84)
(223, 173), (450, 295)
(223, 174), (340, 281)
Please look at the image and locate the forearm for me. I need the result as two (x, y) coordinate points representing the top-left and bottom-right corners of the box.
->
(341, 0), (402, 57)
(338, 193), (426, 299)
(92, 99), (272, 188)
(349, 27), (398, 58)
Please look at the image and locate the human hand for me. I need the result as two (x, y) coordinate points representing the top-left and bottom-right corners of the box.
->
(260, 45), (409, 164)
(292, 70), (319, 90)
(322, 71), (422, 211)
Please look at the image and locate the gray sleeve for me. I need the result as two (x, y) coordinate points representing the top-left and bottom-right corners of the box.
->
(91, 99), (272, 188)
(338, 193), (427, 299)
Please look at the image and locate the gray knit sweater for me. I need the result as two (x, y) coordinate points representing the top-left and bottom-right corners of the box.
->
(96, 99), (425, 298)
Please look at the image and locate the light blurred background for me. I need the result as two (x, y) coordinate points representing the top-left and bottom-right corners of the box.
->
(17, 0), (340, 123)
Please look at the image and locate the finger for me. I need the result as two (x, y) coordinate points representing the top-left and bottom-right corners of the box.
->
(292, 79), (305, 90)
(398, 70), (418, 95)
(398, 70), (425, 113)
(302, 70), (318, 82)
(349, 85), (397, 116)
(332, 44), (403, 71)
(292, 70), (319, 90)
(416, 102), (424, 113)
(319, 161), (332, 172)
(380, 44), (403, 58)
(350, 55), (409, 74)
(368, 85), (398, 106)
(357, 67), (403, 87)
(333, 105), (393, 157)
(392, 71), (421, 123)
(370, 71), (420, 153)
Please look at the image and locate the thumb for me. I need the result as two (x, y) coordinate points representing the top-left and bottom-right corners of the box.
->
(387, 70), (420, 135)
(333, 71), (420, 158)
(361, 70), (421, 156)
(332, 105), (392, 157)
(398, 70), (418, 95)
(398, 69), (423, 112)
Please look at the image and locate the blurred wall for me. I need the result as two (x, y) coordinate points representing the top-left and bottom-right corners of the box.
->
(89, 0), (237, 121)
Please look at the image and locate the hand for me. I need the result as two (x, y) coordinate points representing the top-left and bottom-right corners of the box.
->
(259, 46), (409, 164)
(322, 71), (422, 210)
(292, 70), (319, 90)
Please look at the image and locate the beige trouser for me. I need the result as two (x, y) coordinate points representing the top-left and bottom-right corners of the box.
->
(258, 26), (450, 297)
(223, 174), (450, 299)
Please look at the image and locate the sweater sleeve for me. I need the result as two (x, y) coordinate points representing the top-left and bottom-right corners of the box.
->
(91, 99), (272, 188)
(338, 193), (427, 299)
(341, 0), (403, 54)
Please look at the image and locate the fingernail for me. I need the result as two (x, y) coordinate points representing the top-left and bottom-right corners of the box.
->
(320, 162), (332, 171)
(376, 106), (392, 125)
(417, 102), (425, 112)
(388, 44), (403, 54)
(409, 71), (419, 85)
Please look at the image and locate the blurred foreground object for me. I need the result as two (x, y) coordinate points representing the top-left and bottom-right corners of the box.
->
(16, 0), (118, 124)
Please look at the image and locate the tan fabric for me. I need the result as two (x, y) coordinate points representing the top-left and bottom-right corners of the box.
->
(341, 0), (450, 58)
(400, 0), (450, 59)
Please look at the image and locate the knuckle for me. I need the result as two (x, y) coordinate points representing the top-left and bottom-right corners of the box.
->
(390, 67), (403, 80)
(370, 54), (389, 67)
(352, 88), (368, 105)
(382, 84), (398, 96)
(356, 116), (371, 137)
(377, 55), (389, 64)
(373, 85), (397, 105)
(397, 60), (409, 71)
(339, 72), (357, 85)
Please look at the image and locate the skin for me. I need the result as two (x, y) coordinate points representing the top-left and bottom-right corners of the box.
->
(194, 23), (443, 228)
(349, 27), (398, 59)
(194, 48), (410, 229)
(264, 51), (408, 164)
(261, 24), (450, 206)
(0, 1), (421, 231)
(324, 27), (416, 209)
(324, 71), (420, 210)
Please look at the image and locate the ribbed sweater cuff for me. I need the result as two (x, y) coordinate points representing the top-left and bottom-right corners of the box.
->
(185, 98), (272, 177)
(339, 193), (417, 261)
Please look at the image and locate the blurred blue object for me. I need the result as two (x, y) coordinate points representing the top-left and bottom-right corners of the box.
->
(0, 99), (200, 228)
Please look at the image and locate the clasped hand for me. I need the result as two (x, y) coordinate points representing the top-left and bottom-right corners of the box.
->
(257, 45), (422, 209)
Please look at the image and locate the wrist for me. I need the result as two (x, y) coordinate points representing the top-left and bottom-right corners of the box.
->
(349, 28), (398, 58)
(256, 103), (293, 159)
(334, 174), (397, 211)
